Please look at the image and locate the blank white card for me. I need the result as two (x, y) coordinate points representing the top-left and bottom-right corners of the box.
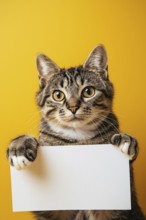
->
(10, 144), (131, 211)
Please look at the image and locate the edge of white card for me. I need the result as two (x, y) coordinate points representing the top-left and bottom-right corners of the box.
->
(10, 144), (131, 212)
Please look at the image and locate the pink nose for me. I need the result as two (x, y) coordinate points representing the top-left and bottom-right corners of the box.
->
(68, 106), (79, 114)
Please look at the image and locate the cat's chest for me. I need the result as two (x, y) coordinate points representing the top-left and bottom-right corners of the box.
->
(88, 215), (96, 220)
(88, 215), (107, 220)
(86, 211), (115, 220)
(49, 122), (98, 141)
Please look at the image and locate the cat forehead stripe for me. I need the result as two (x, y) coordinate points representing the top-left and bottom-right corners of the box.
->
(60, 68), (83, 87)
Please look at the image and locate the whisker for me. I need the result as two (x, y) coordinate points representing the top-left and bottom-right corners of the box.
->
(93, 116), (111, 142)
(99, 115), (119, 134)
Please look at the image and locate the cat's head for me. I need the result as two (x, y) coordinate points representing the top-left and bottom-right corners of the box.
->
(36, 45), (114, 130)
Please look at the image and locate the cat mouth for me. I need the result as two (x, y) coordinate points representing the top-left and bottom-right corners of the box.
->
(69, 115), (84, 122)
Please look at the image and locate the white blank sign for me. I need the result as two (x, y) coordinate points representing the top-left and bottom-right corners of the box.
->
(10, 144), (131, 211)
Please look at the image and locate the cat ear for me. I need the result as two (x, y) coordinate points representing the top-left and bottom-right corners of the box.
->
(36, 54), (60, 86)
(83, 44), (108, 79)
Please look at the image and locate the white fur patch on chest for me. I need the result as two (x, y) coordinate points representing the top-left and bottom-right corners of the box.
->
(89, 216), (108, 220)
(88, 213), (111, 220)
(87, 211), (115, 220)
(88, 215), (97, 220)
(48, 122), (97, 141)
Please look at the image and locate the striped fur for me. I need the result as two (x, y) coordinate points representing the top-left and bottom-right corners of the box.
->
(7, 45), (145, 220)
(34, 45), (145, 219)
(37, 64), (115, 145)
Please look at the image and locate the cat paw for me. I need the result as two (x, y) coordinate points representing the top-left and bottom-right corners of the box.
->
(111, 133), (138, 161)
(7, 135), (39, 170)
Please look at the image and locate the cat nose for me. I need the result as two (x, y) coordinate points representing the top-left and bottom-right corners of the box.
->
(68, 106), (79, 114)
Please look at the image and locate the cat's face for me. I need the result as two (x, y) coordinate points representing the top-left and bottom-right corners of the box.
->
(36, 45), (114, 131)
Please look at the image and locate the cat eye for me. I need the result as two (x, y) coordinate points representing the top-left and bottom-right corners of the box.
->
(52, 90), (65, 102)
(82, 86), (95, 98)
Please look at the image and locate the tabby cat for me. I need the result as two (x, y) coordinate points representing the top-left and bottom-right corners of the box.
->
(7, 45), (145, 220)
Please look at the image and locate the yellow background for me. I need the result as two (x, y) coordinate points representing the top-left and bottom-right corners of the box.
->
(0, 0), (145, 219)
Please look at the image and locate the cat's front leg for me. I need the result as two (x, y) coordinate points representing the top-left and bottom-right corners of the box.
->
(7, 135), (39, 169)
(111, 133), (139, 162)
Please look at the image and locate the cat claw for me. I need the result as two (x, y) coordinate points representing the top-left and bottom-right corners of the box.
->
(9, 155), (32, 170)
(119, 142), (135, 160)
(7, 135), (38, 170)
(111, 133), (138, 161)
